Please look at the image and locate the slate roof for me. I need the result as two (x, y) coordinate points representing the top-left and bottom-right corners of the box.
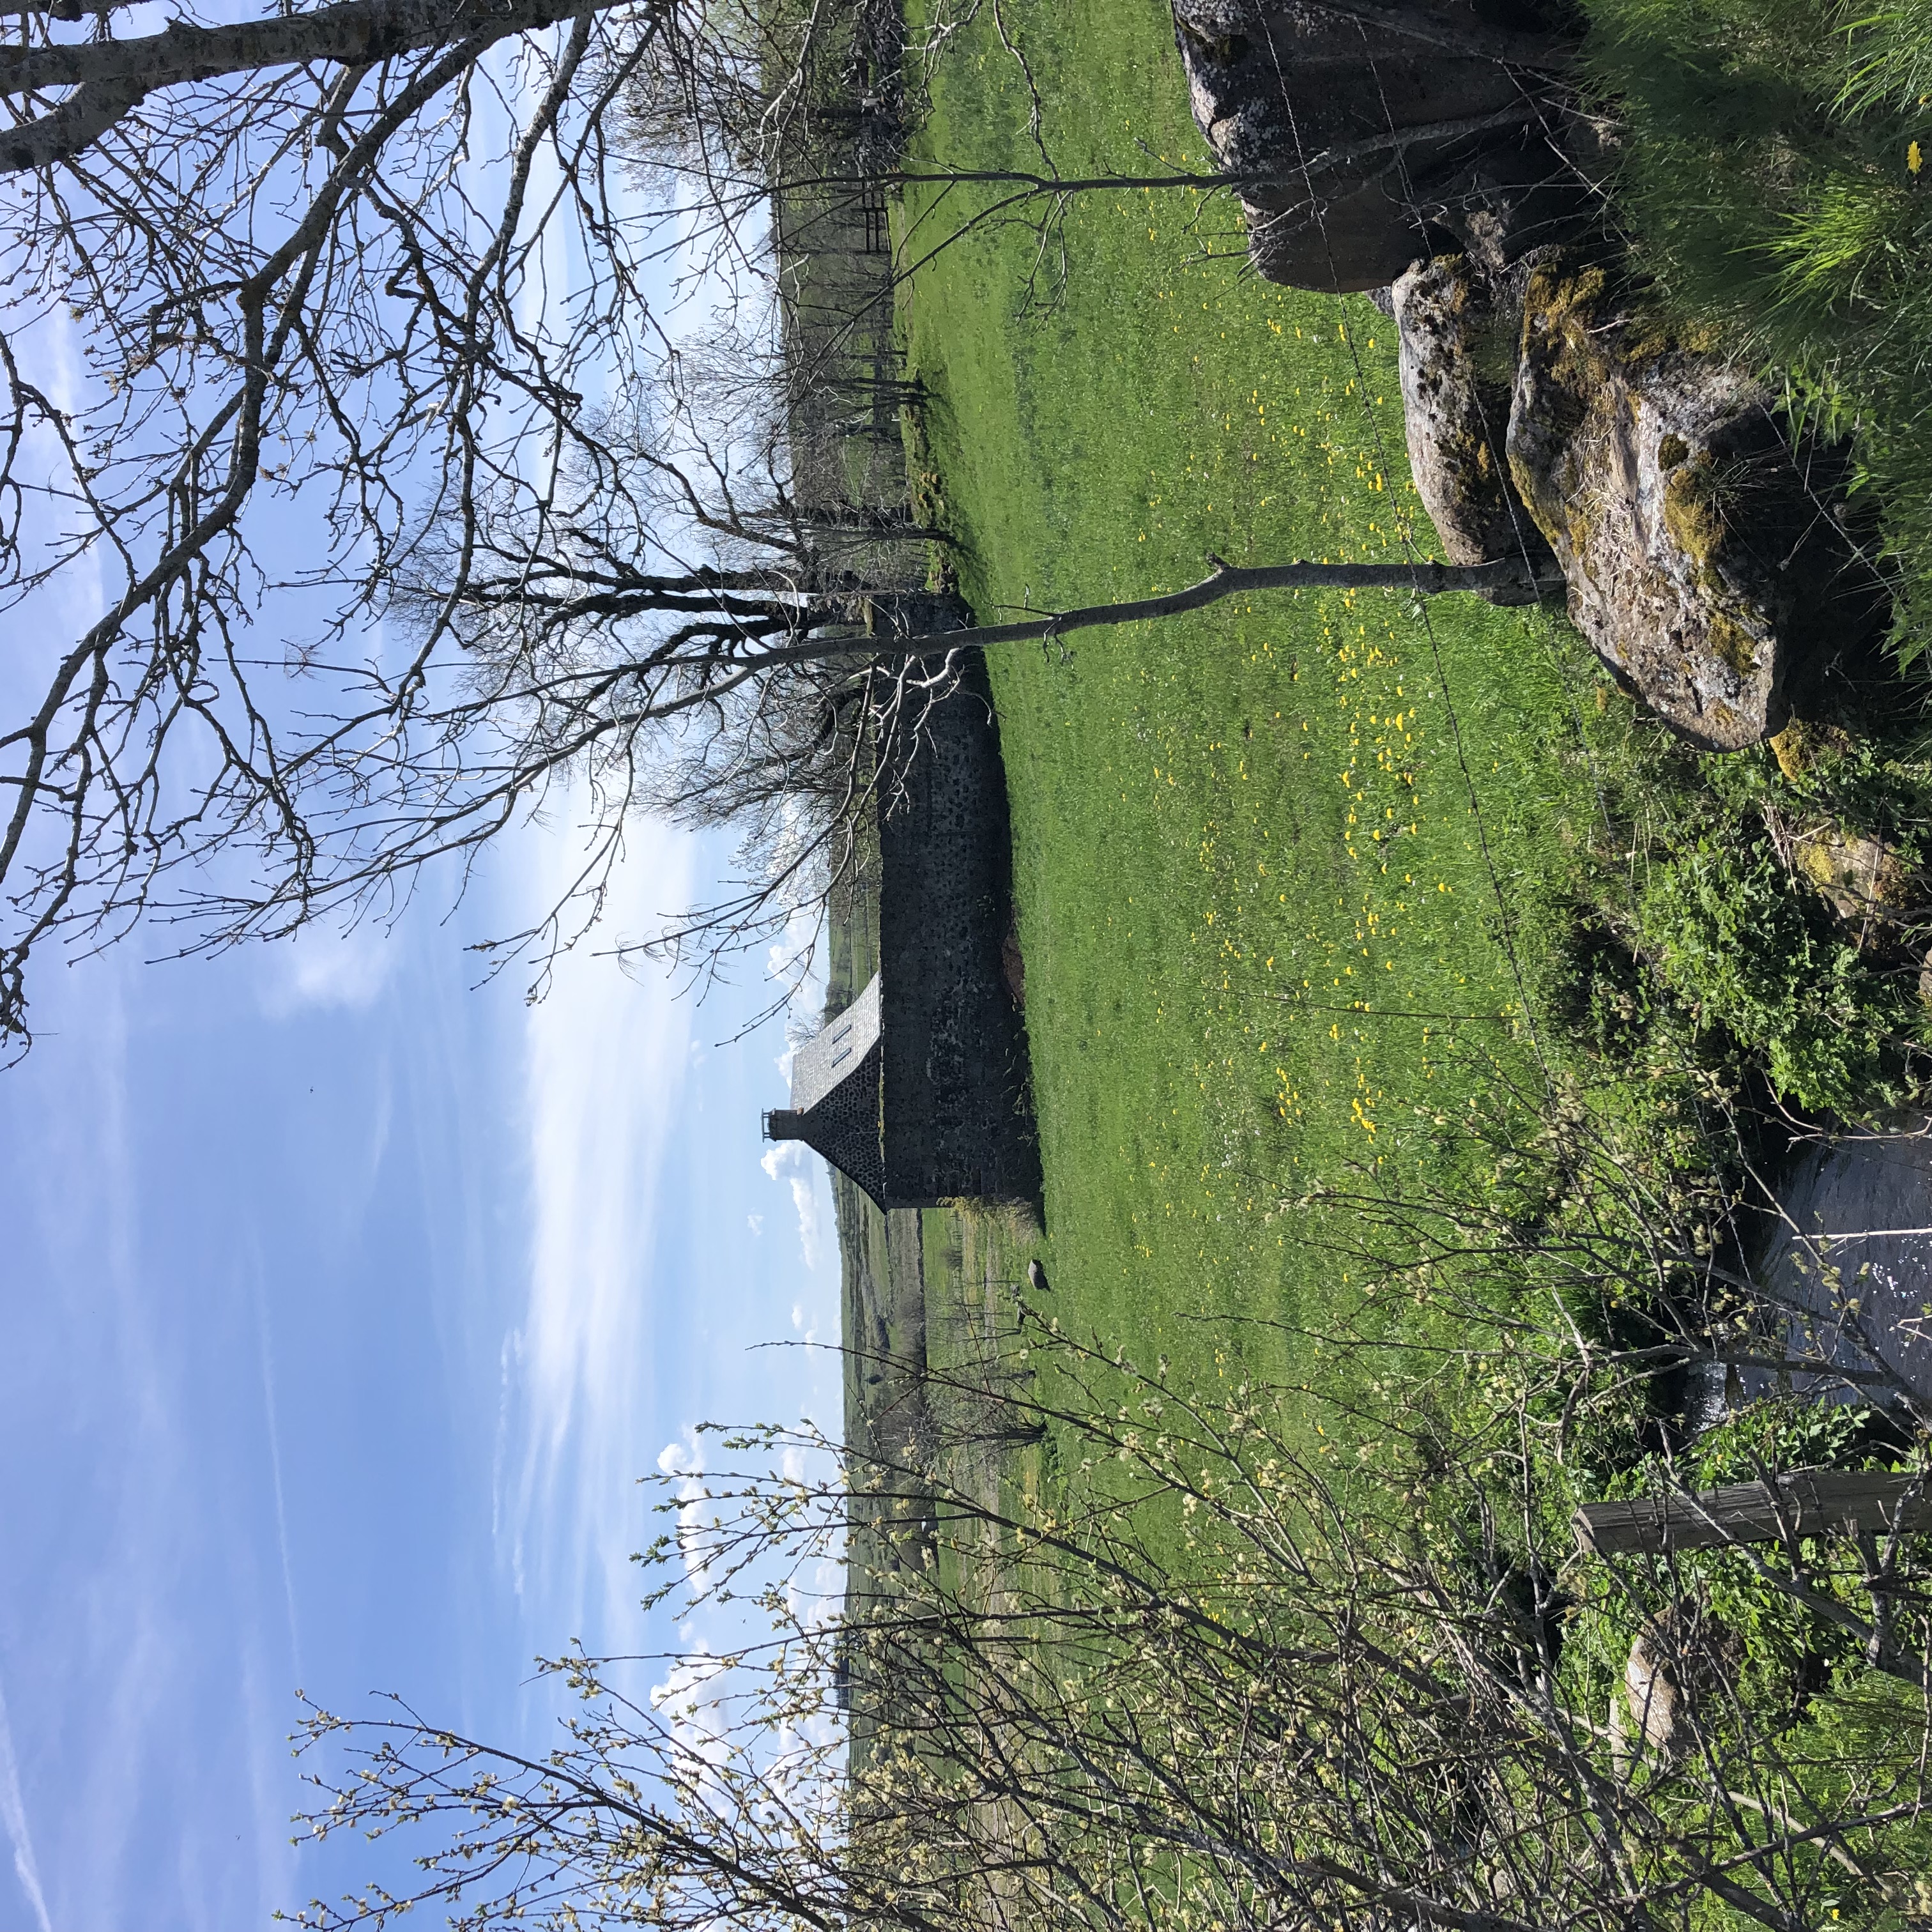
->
(790, 973), (882, 1112)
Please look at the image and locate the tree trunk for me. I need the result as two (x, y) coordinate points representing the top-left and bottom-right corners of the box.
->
(0, 0), (620, 171)
(860, 553), (1562, 659)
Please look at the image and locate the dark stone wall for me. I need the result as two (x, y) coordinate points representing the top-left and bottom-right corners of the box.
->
(877, 648), (1041, 1208)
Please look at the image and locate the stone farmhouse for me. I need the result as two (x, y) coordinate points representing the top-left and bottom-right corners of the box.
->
(763, 650), (1040, 1210)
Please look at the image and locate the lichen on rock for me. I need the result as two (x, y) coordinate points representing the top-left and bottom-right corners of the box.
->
(1163, 8), (1884, 751)
(1768, 717), (1854, 781)
(1506, 261), (1863, 752)
(1390, 253), (1551, 579)
(1790, 825), (1922, 925)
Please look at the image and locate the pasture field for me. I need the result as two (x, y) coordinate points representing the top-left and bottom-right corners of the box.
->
(827, 0), (1932, 1881)
(898, 0), (1618, 1427)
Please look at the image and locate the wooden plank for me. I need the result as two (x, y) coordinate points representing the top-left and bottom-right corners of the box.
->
(1575, 1469), (1932, 1556)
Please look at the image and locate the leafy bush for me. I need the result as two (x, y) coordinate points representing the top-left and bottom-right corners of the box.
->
(1568, 1402), (1924, 1729)
(1535, 910), (1663, 1063)
(1689, 1402), (1918, 1690)
(1685, 1394), (1913, 1486)
(1636, 834), (1903, 1113)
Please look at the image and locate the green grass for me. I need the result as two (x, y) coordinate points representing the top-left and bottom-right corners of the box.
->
(898, 0), (1609, 1424)
(1574, 0), (1932, 655)
(825, 0), (1932, 1861)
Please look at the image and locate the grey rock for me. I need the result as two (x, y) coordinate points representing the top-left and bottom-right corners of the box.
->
(1507, 259), (1863, 751)
(1390, 254), (1550, 574)
(1624, 1608), (1741, 1760)
(1170, 0), (1592, 292)
(1169, 10), (1879, 747)
(1791, 824), (1924, 928)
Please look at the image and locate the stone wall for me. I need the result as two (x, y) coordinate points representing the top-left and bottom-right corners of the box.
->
(877, 650), (1041, 1208)
(770, 0), (918, 556)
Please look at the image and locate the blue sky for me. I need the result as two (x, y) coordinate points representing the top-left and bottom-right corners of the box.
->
(0, 24), (845, 1924)
(0, 812), (840, 1930)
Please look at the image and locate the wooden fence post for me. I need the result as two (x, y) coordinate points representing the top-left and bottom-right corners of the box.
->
(1575, 1469), (1932, 1557)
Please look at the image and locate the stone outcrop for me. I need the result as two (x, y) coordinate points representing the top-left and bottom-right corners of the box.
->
(1768, 716), (1855, 782)
(1759, 787), (1932, 986)
(1165, 8), (1884, 749)
(1506, 261), (1865, 751)
(1790, 825), (1923, 928)
(1171, 0), (1593, 291)
(1377, 252), (1876, 747)
(1763, 795), (1927, 954)
(1390, 254), (1549, 574)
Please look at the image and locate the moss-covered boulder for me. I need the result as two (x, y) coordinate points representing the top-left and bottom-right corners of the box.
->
(1768, 717), (1855, 782)
(1506, 261), (1863, 751)
(1390, 254), (1550, 576)
(1790, 824), (1924, 928)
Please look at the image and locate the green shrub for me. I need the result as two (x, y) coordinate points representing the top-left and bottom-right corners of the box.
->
(1535, 910), (1663, 1063)
(1564, 1403), (1924, 1747)
(1687, 1402), (1918, 1692)
(1636, 834), (1901, 1114)
(1686, 1396), (1912, 1485)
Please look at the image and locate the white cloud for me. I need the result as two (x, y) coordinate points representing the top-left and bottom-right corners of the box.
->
(0, 1676), (54, 1932)
(645, 1429), (844, 1809)
(759, 1140), (826, 1275)
(499, 802), (700, 1650)
(257, 921), (395, 1019)
(763, 795), (831, 1045)
(648, 1644), (732, 1790)
(251, 1271), (303, 1689)
(656, 1432), (720, 1598)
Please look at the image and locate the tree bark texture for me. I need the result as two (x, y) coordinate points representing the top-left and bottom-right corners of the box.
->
(0, 0), (628, 170)
(1576, 1470), (1932, 1556)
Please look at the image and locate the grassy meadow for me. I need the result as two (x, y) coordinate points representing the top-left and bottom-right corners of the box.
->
(1575, 0), (1932, 653)
(896, 0), (1621, 1424)
(816, 3), (1932, 1907)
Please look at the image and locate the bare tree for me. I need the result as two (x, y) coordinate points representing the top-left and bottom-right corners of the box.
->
(0, 0), (1574, 1054)
(0, 0), (937, 1044)
(289, 1282), (1932, 1932)
(275, 963), (1932, 1929)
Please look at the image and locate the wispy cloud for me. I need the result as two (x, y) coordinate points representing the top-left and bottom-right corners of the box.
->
(0, 1676), (54, 1932)
(760, 1139), (827, 1276)
(500, 805), (700, 1650)
(257, 920), (395, 1019)
(251, 1263), (303, 1689)
(656, 1432), (719, 1598)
